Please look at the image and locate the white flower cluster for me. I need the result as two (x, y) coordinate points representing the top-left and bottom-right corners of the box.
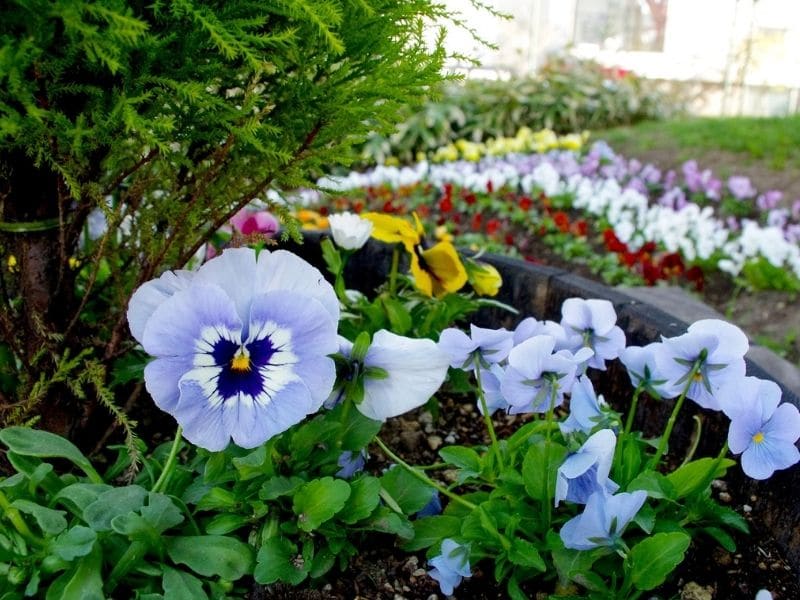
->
(289, 149), (800, 280)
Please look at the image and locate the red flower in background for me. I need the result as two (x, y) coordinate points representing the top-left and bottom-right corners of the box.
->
(572, 219), (588, 237)
(519, 196), (532, 211)
(603, 229), (628, 253)
(486, 218), (501, 235)
(464, 193), (477, 206)
(471, 213), (483, 231)
(439, 195), (453, 213)
(553, 211), (570, 233)
(686, 266), (705, 291)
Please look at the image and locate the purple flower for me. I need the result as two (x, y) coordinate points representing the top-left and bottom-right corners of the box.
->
(477, 363), (509, 416)
(719, 377), (800, 480)
(728, 176), (756, 200)
(501, 336), (592, 414)
(767, 208), (789, 229)
(560, 298), (626, 371)
(619, 343), (681, 399)
(560, 376), (608, 434)
(513, 316), (575, 349)
(428, 539), (471, 595)
(336, 449), (367, 479)
(438, 324), (514, 369)
(655, 319), (748, 410)
(757, 190), (783, 211)
(230, 207), (280, 236)
(560, 490), (647, 551)
(555, 429), (619, 506)
(128, 248), (340, 451)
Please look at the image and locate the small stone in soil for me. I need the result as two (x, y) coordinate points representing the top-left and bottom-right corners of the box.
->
(718, 491), (732, 503)
(743, 504), (752, 513)
(444, 433), (456, 444)
(427, 435), (443, 450)
(680, 582), (714, 600)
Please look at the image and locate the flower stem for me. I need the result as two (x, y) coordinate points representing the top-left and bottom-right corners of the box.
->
(623, 384), (644, 435)
(374, 436), (476, 511)
(648, 362), (700, 471)
(151, 426), (183, 494)
(388, 246), (400, 295)
(474, 366), (504, 471)
(0, 490), (43, 546)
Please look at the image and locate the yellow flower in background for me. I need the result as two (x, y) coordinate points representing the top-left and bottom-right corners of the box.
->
(68, 257), (82, 270)
(363, 212), (467, 297)
(7, 255), (18, 272)
(297, 209), (329, 230)
(384, 156), (400, 167)
(465, 258), (503, 297)
(434, 225), (453, 242)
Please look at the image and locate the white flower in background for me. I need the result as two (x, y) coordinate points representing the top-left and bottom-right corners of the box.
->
(328, 212), (373, 250)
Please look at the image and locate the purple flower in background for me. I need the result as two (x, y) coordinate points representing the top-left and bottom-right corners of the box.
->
(428, 539), (471, 596)
(619, 343), (681, 399)
(728, 176), (756, 200)
(655, 319), (748, 411)
(513, 316), (575, 349)
(128, 248), (340, 451)
(560, 298), (626, 371)
(663, 169), (677, 189)
(560, 490), (647, 551)
(501, 336), (592, 414)
(704, 176), (722, 200)
(560, 376), (608, 434)
(438, 325), (514, 369)
(336, 449), (367, 479)
(757, 190), (783, 211)
(767, 209), (789, 229)
(555, 429), (619, 506)
(719, 377), (800, 480)
(640, 164), (661, 185)
(417, 491), (443, 517)
(792, 199), (800, 220)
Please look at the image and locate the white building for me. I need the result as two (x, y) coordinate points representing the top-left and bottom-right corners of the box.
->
(443, 0), (800, 115)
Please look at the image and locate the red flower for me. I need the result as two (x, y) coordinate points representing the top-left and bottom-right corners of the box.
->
(642, 261), (662, 286)
(519, 196), (532, 211)
(572, 220), (588, 237)
(471, 213), (483, 231)
(464, 193), (477, 206)
(486, 180), (494, 193)
(439, 195), (453, 213)
(686, 266), (704, 291)
(417, 205), (430, 218)
(603, 229), (628, 253)
(486, 218), (501, 235)
(659, 253), (684, 277)
(553, 211), (570, 233)
(505, 233), (515, 246)
(382, 200), (394, 213)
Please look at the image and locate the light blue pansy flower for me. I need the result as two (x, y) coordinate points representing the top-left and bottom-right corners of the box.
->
(428, 538), (471, 595)
(560, 490), (647, 551)
(559, 298), (626, 371)
(128, 248), (339, 451)
(555, 429), (619, 506)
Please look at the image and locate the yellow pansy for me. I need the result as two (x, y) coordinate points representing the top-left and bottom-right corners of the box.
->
(68, 257), (82, 270)
(7, 255), (18, 272)
(465, 258), (503, 297)
(297, 209), (329, 230)
(363, 212), (467, 297)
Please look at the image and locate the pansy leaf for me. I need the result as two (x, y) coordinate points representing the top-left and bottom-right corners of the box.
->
(702, 526), (737, 552)
(11, 500), (67, 535)
(83, 485), (148, 531)
(50, 526), (97, 561)
(508, 537), (546, 571)
(253, 537), (309, 585)
(165, 535), (254, 580)
(340, 476), (381, 524)
(363, 505), (414, 539)
(666, 458), (734, 498)
(626, 471), (676, 500)
(260, 476), (305, 501)
(141, 493), (184, 533)
(439, 446), (482, 481)
(232, 445), (274, 480)
(162, 566), (208, 600)
(402, 516), (462, 551)
(45, 545), (103, 600)
(0, 427), (102, 484)
(380, 467), (434, 514)
(627, 532), (691, 591)
(380, 297), (412, 335)
(293, 477), (351, 532)
(53, 483), (113, 515)
(204, 514), (251, 536)
(522, 442), (567, 502)
(330, 402), (381, 451)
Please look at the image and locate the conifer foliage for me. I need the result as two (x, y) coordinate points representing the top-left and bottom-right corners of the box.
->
(0, 0), (450, 437)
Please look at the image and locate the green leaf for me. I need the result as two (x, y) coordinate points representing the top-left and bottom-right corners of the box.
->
(522, 442), (567, 502)
(0, 427), (102, 483)
(508, 537), (546, 571)
(340, 476), (381, 524)
(45, 545), (103, 600)
(50, 526), (97, 561)
(204, 514), (250, 535)
(380, 467), (434, 514)
(381, 297), (412, 335)
(666, 458), (734, 498)
(162, 566), (208, 600)
(260, 476), (305, 501)
(628, 532), (691, 591)
(141, 493), (184, 533)
(402, 516), (462, 551)
(363, 506), (414, 539)
(627, 471), (676, 500)
(293, 477), (351, 532)
(53, 483), (113, 515)
(702, 526), (736, 552)
(439, 446), (482, 482)
(195, 487), (238, 511)
(83, 485), (148, 531)
(232, 445), (274, 481)
(11, 499), (67, 535)
(321, 238), (343, 275)
(333, 403), (382, 451)
(166, 535), (254, 581)
(254, 537), (309, 585)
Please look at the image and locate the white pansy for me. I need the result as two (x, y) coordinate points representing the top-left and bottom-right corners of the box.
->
(328, 212), (373, 250)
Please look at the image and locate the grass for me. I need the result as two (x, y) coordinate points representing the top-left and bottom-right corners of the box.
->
(598, 114), (800, 170)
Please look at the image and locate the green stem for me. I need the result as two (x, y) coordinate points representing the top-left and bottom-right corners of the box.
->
(105, 540), (148, 594)
(623, 384), (644, 435)
(388, 246), (400, 295)
(0, 490), (43, 546)
(335, 396), (353, 450)
(474, 366), (504, 471)
(151, 426), (183, 494)
(648, 362), (700, 471)
(374, 437), (476, 511)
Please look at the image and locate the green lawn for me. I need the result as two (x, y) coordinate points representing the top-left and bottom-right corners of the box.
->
(598, 114), (800, 170)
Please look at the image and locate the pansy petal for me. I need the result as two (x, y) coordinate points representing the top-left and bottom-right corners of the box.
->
(194, 248), (259, 324)
(141, 284), (242, 358)
(688, 319), (748, 363)
(585, 299), (618, 335)
(561, 298), (592, 332)
(143, 356), (195, 412)
(727, 418), (756, 454)
(438, 328), (476, 369)
(128, 270), (195, 343)
(256, 250), (339, 323)
(175, 380), (231, 452)
(763, 402), (800, 442)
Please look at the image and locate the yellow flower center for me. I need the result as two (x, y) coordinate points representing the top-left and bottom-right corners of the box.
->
(230, 351), (251, 372)
(752, 431), (765, 444)
(693, 372), (703, 382)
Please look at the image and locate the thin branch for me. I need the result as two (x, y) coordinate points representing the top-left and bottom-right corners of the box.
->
(102, 149), (159, 196)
